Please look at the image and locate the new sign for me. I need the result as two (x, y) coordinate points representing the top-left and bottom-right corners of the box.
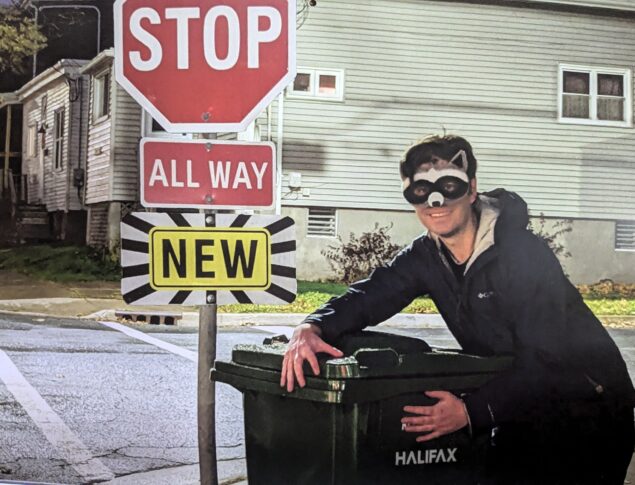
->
(113, 0), (296, 132)
(141, 139), (275, 209)
(121, 212), (296, 305)
(149, 227), (271, 290)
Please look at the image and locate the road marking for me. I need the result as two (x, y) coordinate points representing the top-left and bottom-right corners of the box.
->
(249, 325), (295, 338)
(99, 321), (197, 362)
(0, 349), (114, 483)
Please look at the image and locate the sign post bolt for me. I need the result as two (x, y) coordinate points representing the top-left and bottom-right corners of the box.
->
(202, 112), (211, 122)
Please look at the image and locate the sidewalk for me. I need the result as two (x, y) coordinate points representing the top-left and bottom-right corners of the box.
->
(0, 270), (450, 328)
(1, 271), (634, 328)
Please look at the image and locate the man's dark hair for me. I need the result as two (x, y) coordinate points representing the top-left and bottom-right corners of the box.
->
(399, 134), (478, 181)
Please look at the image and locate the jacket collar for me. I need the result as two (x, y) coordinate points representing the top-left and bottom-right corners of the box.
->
(465, 195), (499, 272)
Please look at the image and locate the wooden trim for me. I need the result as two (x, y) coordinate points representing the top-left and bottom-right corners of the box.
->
(3, 105), (11, 190)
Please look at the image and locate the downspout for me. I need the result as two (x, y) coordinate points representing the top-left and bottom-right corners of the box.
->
(65, 78), (72, 214)
(3, 105), (11, 192)
(74, 77), (85, 204)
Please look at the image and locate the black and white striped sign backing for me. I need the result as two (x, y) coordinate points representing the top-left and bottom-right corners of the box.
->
(121, 212), (296, 306)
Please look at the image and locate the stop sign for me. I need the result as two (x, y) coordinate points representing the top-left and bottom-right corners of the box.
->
(113, 0), (296, 133)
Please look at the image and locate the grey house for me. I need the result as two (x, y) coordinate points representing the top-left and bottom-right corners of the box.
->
(17, 59), (89, 242)
(273, 0), (635, 283)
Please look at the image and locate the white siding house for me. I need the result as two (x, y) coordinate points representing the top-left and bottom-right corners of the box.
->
(17, 59), (88, 242)
(274, 0), (635, 283)
(80, 49), (143, 251)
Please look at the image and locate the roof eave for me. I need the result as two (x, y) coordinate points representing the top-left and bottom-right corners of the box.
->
(79, 48), (115, 75)
(16, 59), (88, 100)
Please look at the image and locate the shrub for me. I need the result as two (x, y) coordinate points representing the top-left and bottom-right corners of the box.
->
(321, 223), (401, 284)
(528, 213), (573, 261)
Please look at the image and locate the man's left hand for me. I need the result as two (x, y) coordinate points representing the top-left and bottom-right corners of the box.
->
(402, 391), (469, 442)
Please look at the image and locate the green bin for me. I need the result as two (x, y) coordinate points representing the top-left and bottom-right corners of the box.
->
(211, 331), (512, 485)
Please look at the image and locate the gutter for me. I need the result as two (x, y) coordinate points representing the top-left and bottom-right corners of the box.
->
(0, 93), (20, 110)
(17, 59), (87, 101)
(79, 48), (114, 75)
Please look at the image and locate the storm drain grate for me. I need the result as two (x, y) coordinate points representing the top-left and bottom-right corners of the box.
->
(114, 310), (183, 326)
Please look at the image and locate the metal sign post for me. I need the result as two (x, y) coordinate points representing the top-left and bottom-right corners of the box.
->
(198, 302), (218, 485)
(198, 213), (218, 485)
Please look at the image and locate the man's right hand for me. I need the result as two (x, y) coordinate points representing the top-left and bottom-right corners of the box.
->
(280, 323), (344, 392)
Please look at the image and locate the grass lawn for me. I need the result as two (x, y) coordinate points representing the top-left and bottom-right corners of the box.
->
(0, 245), (119, 282)
(0, 245), (634, 316)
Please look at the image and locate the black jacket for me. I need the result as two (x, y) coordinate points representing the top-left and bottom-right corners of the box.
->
(306, 189), (635, 434)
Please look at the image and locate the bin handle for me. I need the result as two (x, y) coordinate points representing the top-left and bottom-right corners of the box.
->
(353, 348), (400, 368)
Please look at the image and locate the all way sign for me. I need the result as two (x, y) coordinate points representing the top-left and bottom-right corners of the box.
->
(141, 138), (275, 209)
(121, 212), (296, 305)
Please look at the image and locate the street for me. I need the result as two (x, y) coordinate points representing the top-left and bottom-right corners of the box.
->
(1, 312), (635, 484)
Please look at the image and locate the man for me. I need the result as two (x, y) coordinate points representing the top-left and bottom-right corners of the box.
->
(280, 134), (635, 484)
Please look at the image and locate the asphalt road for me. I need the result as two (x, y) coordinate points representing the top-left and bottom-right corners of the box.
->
(1, 313), (634, 484)
(0, 313), (262, 484)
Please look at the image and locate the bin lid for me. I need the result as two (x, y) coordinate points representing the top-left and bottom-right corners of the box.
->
(211, 332), (513, 403)
(229, 342), (512, 379)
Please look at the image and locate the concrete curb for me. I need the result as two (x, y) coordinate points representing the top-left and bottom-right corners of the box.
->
(1, 298), (633, 329)
(85, 309), (449, 328)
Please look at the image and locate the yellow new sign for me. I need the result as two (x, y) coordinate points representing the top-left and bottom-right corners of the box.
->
(148, 227), (271, 290)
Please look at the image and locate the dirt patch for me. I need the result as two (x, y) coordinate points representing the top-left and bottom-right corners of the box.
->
(598, 316), (635, 329)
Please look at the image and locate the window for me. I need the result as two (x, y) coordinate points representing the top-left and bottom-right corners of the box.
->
(307, 207), (337, 237)
(26, 125), (37, 157)
(53, 109), (65, 169)
(93, 71), (110, 120)
(615, 221), (635, 251)
(288, 68), (344, 101)
(559, 65), (631, 126)
(142, 110), (191, 138)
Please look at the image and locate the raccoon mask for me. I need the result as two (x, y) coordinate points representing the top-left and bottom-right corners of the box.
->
(402, 149), (470, 207)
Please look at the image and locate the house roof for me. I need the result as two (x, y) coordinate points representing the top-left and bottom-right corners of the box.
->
(0, 93), (20, 110)
(79, 48), (114, 75)
(16, 59), (88, 100)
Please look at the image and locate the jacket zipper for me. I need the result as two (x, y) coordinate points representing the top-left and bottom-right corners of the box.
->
(437, 248), (464, 324)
